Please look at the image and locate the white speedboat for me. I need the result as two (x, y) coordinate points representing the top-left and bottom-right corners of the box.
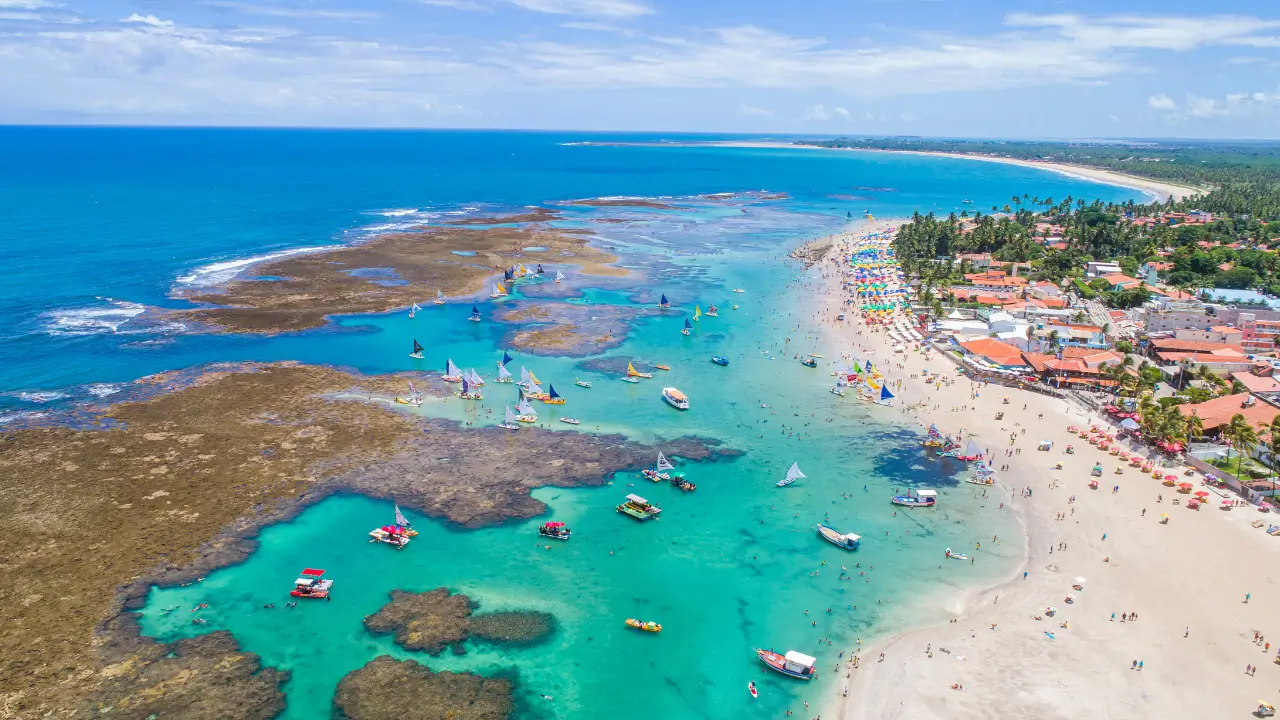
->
(662, 387), (689, 410)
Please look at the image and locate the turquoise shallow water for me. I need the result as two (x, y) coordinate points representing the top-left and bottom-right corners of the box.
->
(0, 129), (1145, 717)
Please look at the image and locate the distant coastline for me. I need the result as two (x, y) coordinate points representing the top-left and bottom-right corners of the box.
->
(585, 139), (1204, 203)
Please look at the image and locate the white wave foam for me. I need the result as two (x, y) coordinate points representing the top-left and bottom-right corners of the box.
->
(86, 383), (124, 398)
(0, 411), (47, 425)
(374, 208), (420, 217)
(45, 299), (147, 336)
(176, 246), (337, 287)
(17, 391), (69, 403)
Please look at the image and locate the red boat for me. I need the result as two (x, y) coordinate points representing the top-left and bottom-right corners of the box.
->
(290, 568), (333, 599)
(756, 649), (816, 680)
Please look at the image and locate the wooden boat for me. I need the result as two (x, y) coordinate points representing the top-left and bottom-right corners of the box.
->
(515, 399), (538, 423)
(659, 293), (670, 309)
(625, 618), (661, 632)
(395, 382), (423, 407)
(621, 376), (640, 384)
(409, 302), (419, 319)
(541, 385), (566, 404)
(616, 494), (661, 521)
(756, 649), (815, 680)
(711, 356), (729, 366)
(626, 363), (653, 379)
(654, 364), (671, 371)
(442, 359), (463, 383)
(468, 304), (481, 322)
(560, 417), (580, 425)
(497, 405), (520, 430)
(455, 377), (483, 401)
(681, 317), (692, 336)
(829, 387), (845, 397)
(290, 568), (333, 599)
(409, 339), (425, 359)
(538, 521), (571, 540)
(777, 461), (805, 487)
(891, 489), (937, 508)
(369, 526), (411, 549)
(662, 387), (689, 410)
(817, 523), (860, 549)
(965, 476), (994, 486)
(495, 362), (514, 383)
(670, 473), (696, 491)
(433, 289), (445, 305)
(707, 304), (719, 317)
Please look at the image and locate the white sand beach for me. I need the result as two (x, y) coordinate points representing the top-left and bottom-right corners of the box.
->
(800, 227), (1280, 720)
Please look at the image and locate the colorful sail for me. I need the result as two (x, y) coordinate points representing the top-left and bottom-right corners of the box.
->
(529, 369), (542, 385)
(411, 340), (424, 357)
(548, 384), (561, 399)
(496, 363), (513, 381)
(683, 317), (693, 330)
(694, 306), (702, 321)
(446, 359), (461, 376)
(880, 385), (894, 401)
(502, 351), (513, 366)
(656, 452), (674, 472)
(461, 377), (470, 394)
(853, 361), (863, 373)
(469, 304), (481, 319)
(660, 293), (669, 307)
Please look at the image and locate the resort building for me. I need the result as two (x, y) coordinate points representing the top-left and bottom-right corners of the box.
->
(1143, 302), (1213, 334)
(1148, 338), (1253, 376)
(1230, 371), (1280, 394)
(1177, 393), (1280, 438)
(954, 338), (1029, 369)
(962, 270), (1028, 293)
(1086, 261), (1122, 278)
(1099, 273), (1143, 291)
(1173, 326), (1244, 345)
(1035, 323), (1108, 349)
(1021, 353), (1119, 390)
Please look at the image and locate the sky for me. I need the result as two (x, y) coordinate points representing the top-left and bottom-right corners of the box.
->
(1, 0), (1278, 138)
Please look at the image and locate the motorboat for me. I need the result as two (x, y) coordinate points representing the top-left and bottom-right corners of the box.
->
(538, 521), (572, 540)
(662, 387), (689, 410)
(625, 618), (661, 632)
(575, 378), (592, 388)
(817, 523), (860, 549)
(711, 356), (729, 366)
(733, 288), (746, 293)
(801, 357), (817, 368)
(560, 417), (581, 425)
(616, 494), (662, 521)
(890, 489), (937, 508)
(290, 568), (333, 599)
(621, 376), (640, 384)
(756, 649), (816, 680)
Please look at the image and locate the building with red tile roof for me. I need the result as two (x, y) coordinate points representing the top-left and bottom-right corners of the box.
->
(957, 338), (1028, 367)
(1177, 393), (1280, 433)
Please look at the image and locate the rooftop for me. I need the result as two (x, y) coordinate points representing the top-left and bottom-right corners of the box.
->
(1178, 393), (1280, 431)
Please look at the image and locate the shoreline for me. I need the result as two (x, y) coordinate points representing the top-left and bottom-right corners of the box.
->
(620, 140), (1203, 203)
(804, 227), (1279, 720)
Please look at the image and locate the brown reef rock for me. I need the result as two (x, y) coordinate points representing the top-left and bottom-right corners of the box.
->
(0, 362), (737, 718)
(334, 656), (512, 720)
(495, 301), (642, 356)
(179, 224), (622, 333)
(85, 631), (287, 720)
(363, 589), (556, 655)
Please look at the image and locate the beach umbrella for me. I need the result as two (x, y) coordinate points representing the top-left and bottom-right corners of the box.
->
(1194, 491), (1210, 498)
(1178, 482), (1193, 489)
(1164, 474), (1177, 481)
(1221, 499), (1233, 505)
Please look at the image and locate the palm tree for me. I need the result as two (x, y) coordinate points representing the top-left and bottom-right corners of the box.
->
(1184, 413), (1204, 446)
(1221, 413), (1260, 480)
(1266, 415), (1280, 482)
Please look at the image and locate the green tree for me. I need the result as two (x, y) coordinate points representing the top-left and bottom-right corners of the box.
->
(1221, 413), (1260, 480)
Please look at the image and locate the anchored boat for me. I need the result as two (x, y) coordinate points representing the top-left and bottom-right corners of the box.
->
(498, 405), (520, 430)
(891, 489), (937, 508)
(516, 398), (538, 423)
(290, 568), (333, 599)
(433, 289), (446, 305)
(711, 355), (729, 366)
(817, 523), (860, 550)
(442, 359), (463, 383)
(617, 494), (661, 521)
(495, 363), (514, 383)
(369, 525), (411, 548)
(757, 649), (816, 680)
(801, 357), (817, 368)
(555, 270), (565, 284)
(643, 451), (675, 481)
(395, 381), (423, 407)
(542, 384), (565, 404)
(625, 618), (662, 633)
(662, 387), (689, 410)
(560, 417), (580, 425)
(681, 317), (692, 336)
(575, 378), (592, 388)
(538, 521), (572, 540)
(456, 377), (483, 400)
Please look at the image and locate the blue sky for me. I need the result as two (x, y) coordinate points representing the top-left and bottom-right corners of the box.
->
(1, 0), (1278, 137)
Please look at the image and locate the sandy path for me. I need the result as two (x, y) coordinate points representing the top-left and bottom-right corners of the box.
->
(797, 229), (1280, 720)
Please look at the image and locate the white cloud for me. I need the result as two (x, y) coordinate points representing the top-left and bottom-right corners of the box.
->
(508, 0), (651, 19)
(803, 104), (851, 121)
(737, 102), (772, 117)
(1108, 114), (1120, 122)
(1147, 93), (1176, 110)
(0, 0), (51, 8)
(122, 14), (174, 27)
(206, 2), (380, 20)
(1186, 94), (1226, 117)
(419, 0), (490, 10)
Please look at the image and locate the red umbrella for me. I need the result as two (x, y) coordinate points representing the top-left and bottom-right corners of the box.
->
(1178, 482), (1193, 489)
(1194, 491), (1210, 498)
(1164, 474), (1177, 481)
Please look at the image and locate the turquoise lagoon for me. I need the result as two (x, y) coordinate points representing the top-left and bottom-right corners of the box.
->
(0, 129), (1147, 717)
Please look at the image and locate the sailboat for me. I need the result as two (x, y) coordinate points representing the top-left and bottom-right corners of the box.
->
(528, 369), (543, 385)
(433, 289), (446, 305)
(524, 382), (549, 401)
(464, 368), (485, 387)
(776, 462), (805, 488)
(875, 384), (894, 407)
(409, 302), (420, 319)
(644, 451), (674, 481)
(395, 381), (423, 407)
(502, 351), (513, 366)
(626, 362), (653, 379)
(490, 282), (507, 298)
(456, 376), (483, 400)
(498, 405), (520, 430)
(442, 359), (462, 383)
(468, 305), (482, 322)
(516, 398), (538, 423)
(495, 363), (514, 383)
(681, 317), (692, 336)
(707, 304), (718, 317)
(409, 339), (425, 359)
(659, 293), (670, 309)
(693, 306), (702, 322)
(555, 270), (565, 284)
(543, 384), (565, 405)
(518, 366), (532, 388)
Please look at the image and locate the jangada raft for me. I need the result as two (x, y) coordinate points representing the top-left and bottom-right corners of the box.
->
(441, 359), (463, 383)
(455, 377), (483, 401)
(756, 649), (816, 680)
(626, 362), (653, 379)
(617, 494), (662, 521)
(891, 489), (937, 508)
(538, 521), (572, 540)
(369, 525), (411, 548)
(290, 568), (332, 599)
(625, 618), (662, 633)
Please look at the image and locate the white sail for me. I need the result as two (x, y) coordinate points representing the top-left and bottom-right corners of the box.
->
(505, 405), (518, 423)
(394, 505), (409, 527)
(446, 359), (461, 376)
(965, 439), (982, 457)
(411, 302), (421, 312)
(527, 382), (543, 396)
(496, 364), (513, 381)
(436, 289), (445, 299)
(786, 462), (806, 482)
(520, 366), (532, 385)
(465, 369), (484, 385)
(517, 398), (536, 415)
(656, 452), (674, 471)
(555, 270), (565, 281)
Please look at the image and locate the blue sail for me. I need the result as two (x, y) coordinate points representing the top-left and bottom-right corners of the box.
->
(684, 317), (692, 329)
(502, 351), (513, 366)
(461, 377), (470, 394)
(469, 305), (480, 319)
(660, 293), (669, 305)
(866, 360), (874, 372)
(548, 384), (560, 399)
(881, 385), (894, 400)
